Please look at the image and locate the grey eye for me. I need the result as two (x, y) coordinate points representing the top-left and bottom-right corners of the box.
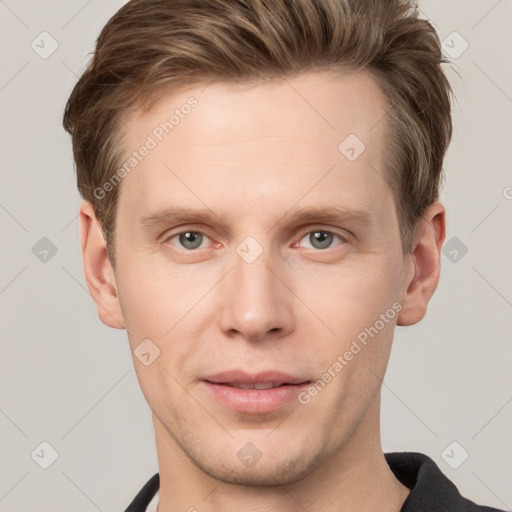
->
(309, 231), (333, 249)
(177, 231), (204, 250)
(299, 231), (343, 250)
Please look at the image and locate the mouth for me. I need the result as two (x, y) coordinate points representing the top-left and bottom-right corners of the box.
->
(201, 370), (311, 414)
(206, 381), (303, 390)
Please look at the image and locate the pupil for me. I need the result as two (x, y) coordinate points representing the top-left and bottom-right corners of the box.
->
(311, 231), (332, 249)
(180, 232), (202, 249)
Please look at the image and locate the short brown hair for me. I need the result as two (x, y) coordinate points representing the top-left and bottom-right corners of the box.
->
(63, 0), (452, 267)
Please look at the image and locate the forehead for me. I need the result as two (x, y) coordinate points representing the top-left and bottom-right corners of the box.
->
(126, 69), (388, 145)
(118, 70), (392, 224)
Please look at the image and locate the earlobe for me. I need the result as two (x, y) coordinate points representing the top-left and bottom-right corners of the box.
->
(396, 202), (446, 326)
(79, 200), (125, 329)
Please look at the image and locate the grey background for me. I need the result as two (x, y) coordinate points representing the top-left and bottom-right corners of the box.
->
(1, 0), (511, 510)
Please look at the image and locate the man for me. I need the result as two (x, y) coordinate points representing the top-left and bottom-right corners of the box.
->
(62, 0), (505, 510)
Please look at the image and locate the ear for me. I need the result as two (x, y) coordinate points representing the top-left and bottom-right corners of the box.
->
(79, 200), (125, 329)
(396, 201), (446, 326)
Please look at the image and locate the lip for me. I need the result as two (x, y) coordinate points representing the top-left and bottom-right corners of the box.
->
(203, 369), (308, 385)
(201, 370), (311, 414)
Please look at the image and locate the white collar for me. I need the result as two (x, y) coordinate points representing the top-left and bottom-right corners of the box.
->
(145, 488), (159, 512)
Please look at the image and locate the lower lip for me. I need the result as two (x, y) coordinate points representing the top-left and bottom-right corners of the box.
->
(202, 381), (310, 414)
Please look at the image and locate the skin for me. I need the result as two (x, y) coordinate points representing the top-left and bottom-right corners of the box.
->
(80, 70), (445, 511)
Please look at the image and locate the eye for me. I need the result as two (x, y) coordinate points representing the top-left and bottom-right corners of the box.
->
(298, 230), (345, 250)
(167, 231), (209, 250)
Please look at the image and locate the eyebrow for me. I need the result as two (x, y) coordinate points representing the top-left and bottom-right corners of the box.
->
(138, 207), (230, 229)
(137, 205), (373, 231)
(276, 205), (373, 228)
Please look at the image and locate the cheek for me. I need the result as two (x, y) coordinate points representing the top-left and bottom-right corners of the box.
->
(115, 256), (176, 343)
(290, 255), (401, 400)
(295, 256), (400, 340)
(115, 254), (218, 352)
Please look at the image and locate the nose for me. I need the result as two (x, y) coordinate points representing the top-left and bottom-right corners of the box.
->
(217, 245), (295, 343)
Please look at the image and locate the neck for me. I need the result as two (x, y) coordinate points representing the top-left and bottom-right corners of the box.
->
(153, 395), (409, 512)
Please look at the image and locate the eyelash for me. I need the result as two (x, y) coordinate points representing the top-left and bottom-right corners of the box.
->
(163, 228), (348, 251)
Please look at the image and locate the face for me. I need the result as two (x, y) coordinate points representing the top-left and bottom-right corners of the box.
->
(112, 70), (411, 485)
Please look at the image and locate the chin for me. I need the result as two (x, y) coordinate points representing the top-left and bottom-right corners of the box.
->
(193, 448), (321, 487)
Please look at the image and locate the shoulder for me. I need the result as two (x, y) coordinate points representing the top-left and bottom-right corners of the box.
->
(124, 473), (159, 512)
(385, 452), (506, 512)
